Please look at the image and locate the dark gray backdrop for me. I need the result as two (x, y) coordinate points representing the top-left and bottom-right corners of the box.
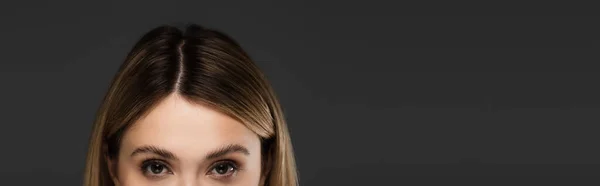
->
(1, 1), (599, 185)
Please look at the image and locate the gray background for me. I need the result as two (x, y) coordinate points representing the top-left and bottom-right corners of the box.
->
(1, 1), (600, 185)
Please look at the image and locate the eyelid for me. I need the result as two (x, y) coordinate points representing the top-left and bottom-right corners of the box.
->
(141, 159), (174, 176)
(211, 160), (238, 168)
(142, 159), (171, 167)
(206, 160), (240, 174)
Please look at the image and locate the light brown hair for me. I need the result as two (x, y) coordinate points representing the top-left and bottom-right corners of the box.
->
(83, 24), (298, 186)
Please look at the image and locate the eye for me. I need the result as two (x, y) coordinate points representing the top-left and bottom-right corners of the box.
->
(141, 160), (172, 178)
(208, 161), (238, 178)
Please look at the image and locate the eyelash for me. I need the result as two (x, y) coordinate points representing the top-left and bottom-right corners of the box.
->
(139, 159), (241, 180)
(140, 159), (173, 178)
(207, 160), (240, 179)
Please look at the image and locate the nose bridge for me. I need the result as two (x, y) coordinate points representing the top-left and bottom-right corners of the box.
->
(177, 171), (201, 186)
(178, 179), (200, 186)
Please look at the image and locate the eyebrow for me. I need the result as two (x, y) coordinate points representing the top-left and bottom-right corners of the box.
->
(130, 144), (250, 160)
(205, 144), (250, 159)
(131, 145), (178, 160)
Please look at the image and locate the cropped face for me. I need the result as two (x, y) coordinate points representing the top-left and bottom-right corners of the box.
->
(110, 94), (263, 186)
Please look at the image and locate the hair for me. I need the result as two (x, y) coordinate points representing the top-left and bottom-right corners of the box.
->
(83, 24), (298, 186)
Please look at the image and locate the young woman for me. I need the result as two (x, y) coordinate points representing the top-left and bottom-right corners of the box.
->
(83, 24), (298, 186)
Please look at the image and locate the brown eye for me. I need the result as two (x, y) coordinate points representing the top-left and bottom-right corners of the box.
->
(148, 163), (166, 174)
(208, 161), (238, 178)
(141, 160), (172, 177)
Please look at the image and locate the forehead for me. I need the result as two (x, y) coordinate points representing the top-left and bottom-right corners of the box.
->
(120, 94), (260, 158)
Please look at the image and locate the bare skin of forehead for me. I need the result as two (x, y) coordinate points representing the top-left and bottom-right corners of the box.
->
(121, 93), (262, 162)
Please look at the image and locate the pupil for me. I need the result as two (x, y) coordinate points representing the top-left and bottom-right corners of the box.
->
(216, 164), (229, 174)
(151, 164), (163, 174)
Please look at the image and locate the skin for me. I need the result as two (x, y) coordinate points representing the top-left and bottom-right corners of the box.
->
(108, 94), (263, 186)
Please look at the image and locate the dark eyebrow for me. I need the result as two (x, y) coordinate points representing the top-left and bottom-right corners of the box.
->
(205, 144), (250, 160)
(131, 145), (178, 160)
